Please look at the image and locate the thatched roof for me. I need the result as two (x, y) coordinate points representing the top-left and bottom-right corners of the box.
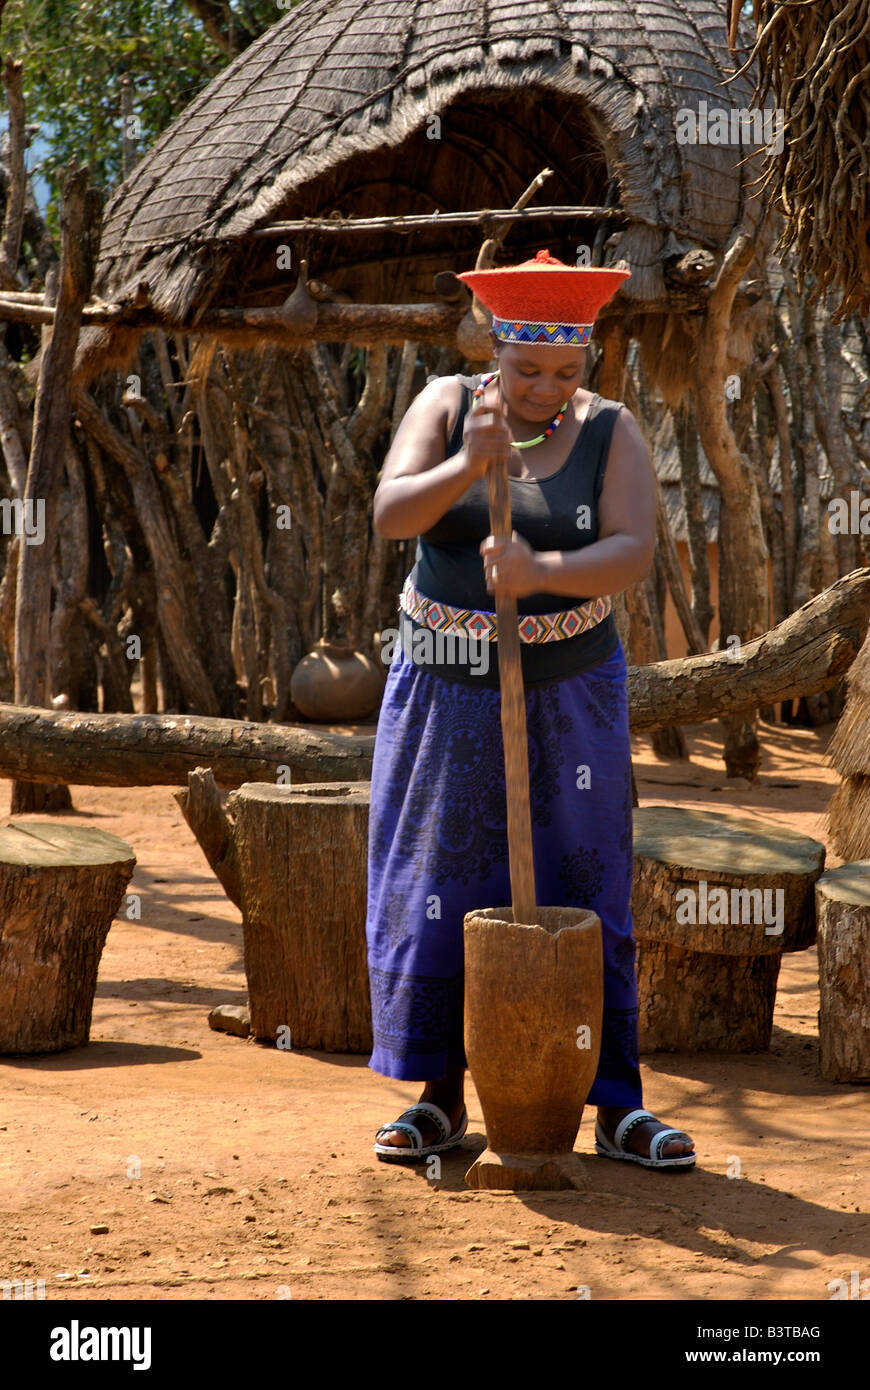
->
(826, 627), (870, 858)
(827, 631), (870, 779)
(85, 0), (771, 372)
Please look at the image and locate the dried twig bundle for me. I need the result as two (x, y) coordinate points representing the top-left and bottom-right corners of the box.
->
(730, 0), (870, 321)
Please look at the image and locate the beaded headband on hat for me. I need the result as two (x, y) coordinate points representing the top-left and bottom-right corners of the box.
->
(457, 249), (630, 346)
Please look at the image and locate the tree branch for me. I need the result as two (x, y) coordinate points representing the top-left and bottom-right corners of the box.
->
(182, 0), (258, 55)
(1, 569), (867, 788)
(0, 56), (27, 291)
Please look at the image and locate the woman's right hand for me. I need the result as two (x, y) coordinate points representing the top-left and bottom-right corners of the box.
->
(461, 402), (512, 482)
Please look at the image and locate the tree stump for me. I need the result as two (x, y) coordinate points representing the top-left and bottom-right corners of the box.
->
(463, 906), (602, 1191)
(816, 862), (870, 1082)
(0, 822), (135, 1053)
(632, 806), (825, 1052)
(226, 782), (371, 1052)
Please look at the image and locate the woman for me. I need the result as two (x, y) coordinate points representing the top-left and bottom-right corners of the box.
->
(365, 250), (695, 1171)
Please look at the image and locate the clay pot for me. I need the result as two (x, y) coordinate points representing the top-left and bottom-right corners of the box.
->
(463, 905), (603, 1189)
(456, 302), (493, 363)
(287, 639), (383, 722)
(289, 638), (384, 722)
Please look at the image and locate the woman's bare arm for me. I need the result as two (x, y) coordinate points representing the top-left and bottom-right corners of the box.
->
(373, 378), (469, 539)
(373, 376), (511, 539)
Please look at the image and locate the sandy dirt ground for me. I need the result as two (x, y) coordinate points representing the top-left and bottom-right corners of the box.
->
(1, 717), (868, 1302)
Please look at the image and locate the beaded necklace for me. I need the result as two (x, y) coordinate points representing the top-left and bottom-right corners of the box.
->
(471, 369), (569, 449)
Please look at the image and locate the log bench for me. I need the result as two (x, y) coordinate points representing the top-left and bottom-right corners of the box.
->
(631, 806), (825, 1051)
(0, 822), (136, 1053)
(816, 861), (870, 1082)
(225, 781), (372, 1052)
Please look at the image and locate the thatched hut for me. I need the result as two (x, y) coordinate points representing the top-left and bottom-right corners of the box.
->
(26, 0), (810, 765)
(79, 0), (773, 407)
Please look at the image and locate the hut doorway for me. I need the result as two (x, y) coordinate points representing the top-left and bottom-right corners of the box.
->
(236, 84), (615, 310)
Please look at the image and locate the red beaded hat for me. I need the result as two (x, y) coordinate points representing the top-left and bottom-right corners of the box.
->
(457, 248), (630, 346)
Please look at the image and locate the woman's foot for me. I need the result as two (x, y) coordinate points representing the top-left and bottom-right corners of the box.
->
(375, 1069), (465, 1150)
(597, 1106), (694, 1160)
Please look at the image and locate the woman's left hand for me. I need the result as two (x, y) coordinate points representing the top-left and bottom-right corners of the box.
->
(480, 531), (541, 598)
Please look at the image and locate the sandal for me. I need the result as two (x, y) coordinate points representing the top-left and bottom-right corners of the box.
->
(595, 1108), (696, 1170)
(373, 1101), (468, 1162)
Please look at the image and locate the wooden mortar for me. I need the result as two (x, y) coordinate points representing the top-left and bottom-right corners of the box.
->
(464, 905), (602, 1190)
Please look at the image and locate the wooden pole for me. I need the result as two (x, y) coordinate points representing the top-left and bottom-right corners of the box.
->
(13, 219), (83, 709)
(0, 289), (761, 344)
(0, 57), (27, 292)
(485, 379), (537, 925)
(12, 162), (102, 812)
(247, 203), (622, 237)
(692, 231), (769, 779)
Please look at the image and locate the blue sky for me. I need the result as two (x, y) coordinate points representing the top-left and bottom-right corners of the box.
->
(27, 131), (51, 213)
(0, 113), (52, 214)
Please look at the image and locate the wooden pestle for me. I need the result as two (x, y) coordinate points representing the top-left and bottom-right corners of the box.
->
(481, 377), (538, 925)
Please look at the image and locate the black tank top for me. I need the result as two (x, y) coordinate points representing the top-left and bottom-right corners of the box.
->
(403, 373), (622, 687)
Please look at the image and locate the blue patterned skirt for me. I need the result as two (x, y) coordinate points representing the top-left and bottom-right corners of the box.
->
(365, 639), (642, 1108)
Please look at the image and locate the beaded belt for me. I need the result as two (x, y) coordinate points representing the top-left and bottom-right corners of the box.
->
(399, 575), (611, 644)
